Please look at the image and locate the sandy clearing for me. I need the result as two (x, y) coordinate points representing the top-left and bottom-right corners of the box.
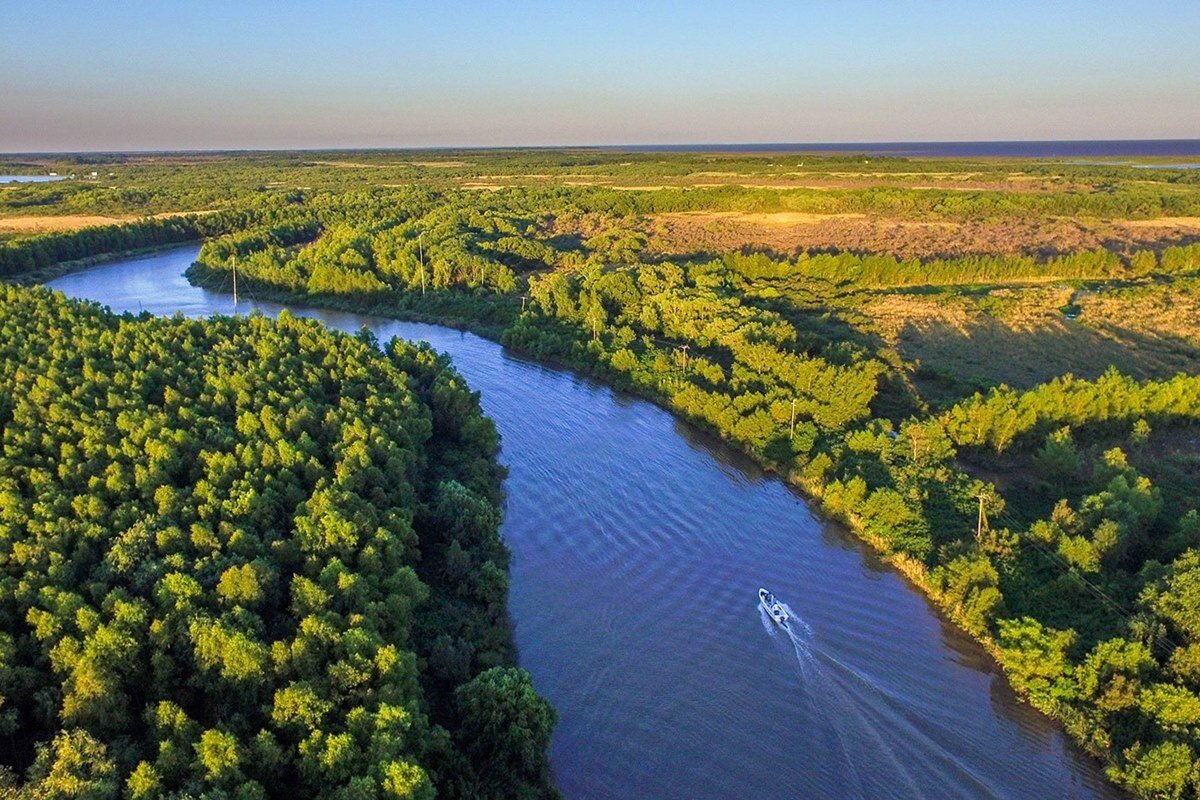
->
(1121, 217), (1200, 228)
(740, 211), (867, 225)
(656, 211), (866, 225)
(308, 160), (398, 169)
(818, 171), (982, 179)
(152, 210), (217, 219)
(0, 215), (128, 231)
(0, 210), (216, 233)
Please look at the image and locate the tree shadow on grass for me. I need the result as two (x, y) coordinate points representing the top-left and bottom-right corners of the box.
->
(899, 315), (1200, 409)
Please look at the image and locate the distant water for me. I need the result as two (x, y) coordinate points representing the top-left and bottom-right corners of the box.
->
(47, 247), (1128, 800)
(615, 139), (1200, 158)
(0, 175), (65, 183)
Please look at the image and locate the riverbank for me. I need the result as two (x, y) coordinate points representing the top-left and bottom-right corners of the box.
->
(185, 260), (516, 340)
(8, 240), (204, 285)
(44, 244), (1126, 799)
(180, 259), (1122, 789)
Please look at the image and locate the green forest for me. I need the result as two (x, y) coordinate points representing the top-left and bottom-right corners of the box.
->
(0, 286), (555, 799)
(3, 149), (1200, 797)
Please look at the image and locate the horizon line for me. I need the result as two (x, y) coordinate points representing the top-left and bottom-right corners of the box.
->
(4, 137), (1200, 158)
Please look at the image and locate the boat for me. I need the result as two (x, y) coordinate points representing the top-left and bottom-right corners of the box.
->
(758, 588), (789, 624)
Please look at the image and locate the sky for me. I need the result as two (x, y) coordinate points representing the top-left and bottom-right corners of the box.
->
(2, 0), (1199, 151)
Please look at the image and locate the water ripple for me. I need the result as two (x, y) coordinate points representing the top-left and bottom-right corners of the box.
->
(47, 246), (1127, 800)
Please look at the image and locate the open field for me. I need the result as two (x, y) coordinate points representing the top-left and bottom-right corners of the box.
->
(639, 210), (1200, 259)
(853, 282), (1200, 406)
(0, 214), (128, 231)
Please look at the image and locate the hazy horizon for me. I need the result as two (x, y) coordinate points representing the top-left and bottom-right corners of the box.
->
(3, 1), (1199, 151)
(7, 138), (1200, 159)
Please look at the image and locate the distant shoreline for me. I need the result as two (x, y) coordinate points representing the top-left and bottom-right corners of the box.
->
(2, 139), (1200, 159)
(607, 139), (1200, 158)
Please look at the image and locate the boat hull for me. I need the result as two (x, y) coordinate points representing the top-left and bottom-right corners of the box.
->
(758, 588), (789, 624)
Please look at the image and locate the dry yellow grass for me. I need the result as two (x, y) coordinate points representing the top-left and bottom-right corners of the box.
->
(309, 160), (395, 169)
(633, 210), (1200, 259)
(857, 283), (1200, 403)
(653, 210), (867, 228)
(818, 171), (982, 179)
(1121, 217), (1200, 228)
(1081, 285), (1200, 344)
(0, 215), (127, 232)
(0, 210), (214, 234)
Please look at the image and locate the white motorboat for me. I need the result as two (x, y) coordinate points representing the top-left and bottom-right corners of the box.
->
(758, 588), (789, 624)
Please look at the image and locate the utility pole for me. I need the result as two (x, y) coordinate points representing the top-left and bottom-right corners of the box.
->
(418, 232), (426, 295)
(790, 398), (797, 439)
(232, 256), (238, 305)
(976, 492), (989, 540)
(520, 295), (527, 313)
(678, 343), (689, 372)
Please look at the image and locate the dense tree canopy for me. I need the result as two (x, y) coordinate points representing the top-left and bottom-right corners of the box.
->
(0, 287), (555, 800)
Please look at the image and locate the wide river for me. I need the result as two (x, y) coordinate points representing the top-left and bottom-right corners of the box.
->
(48, 246), (1124, 800)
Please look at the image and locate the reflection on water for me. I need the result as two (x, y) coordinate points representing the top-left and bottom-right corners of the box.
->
(47, 246), (1126, 800)
(0, 175), (66, 183)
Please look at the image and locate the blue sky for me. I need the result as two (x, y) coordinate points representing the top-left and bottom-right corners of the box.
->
(2, 0), (1198, 150)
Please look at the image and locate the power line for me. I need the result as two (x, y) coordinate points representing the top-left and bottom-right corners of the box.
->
(986, 501), (1185, 657)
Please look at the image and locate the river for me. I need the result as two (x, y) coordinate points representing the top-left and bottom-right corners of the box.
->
(47, 246), (1124, 800)
(0, 175), (66, 183)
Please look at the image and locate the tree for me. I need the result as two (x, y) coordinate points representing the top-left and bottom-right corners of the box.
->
(1116, 741), (1194, 799)
(1145, 549), (1200, 641)
(454, 668), (556, 795)
(930, 553), (1003, 635)
(23, 730), (118, 800)
(997, 618), (1078, 706)
(1033, 426), (1081, 485)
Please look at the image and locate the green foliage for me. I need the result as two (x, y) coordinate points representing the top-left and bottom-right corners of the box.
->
(860, 488), (933, 561)
(938, 369), (1200, 453)
(172, 178), (1199, 798)
(1033, 427), (1083, 486)
(7, 152), (1200, 799)
(997, 618), (1078, 707)
(453, 668), (556, 799)
(0, 287), (553, 799)
(930, 553), (1004, 636)
(1113, 741), (1196, 800)
(1143, 550), (1200, 642)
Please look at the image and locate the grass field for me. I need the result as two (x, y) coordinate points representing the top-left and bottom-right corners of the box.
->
(637, 210), (1200, 259)
(833, 278), (1200, 407)
(0, 214), (129, 231)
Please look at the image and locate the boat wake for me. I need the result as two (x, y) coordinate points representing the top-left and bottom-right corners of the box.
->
(758, 602), (1005, 800)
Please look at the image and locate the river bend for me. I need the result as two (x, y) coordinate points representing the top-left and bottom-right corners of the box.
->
(46, 246), (1123, 800)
